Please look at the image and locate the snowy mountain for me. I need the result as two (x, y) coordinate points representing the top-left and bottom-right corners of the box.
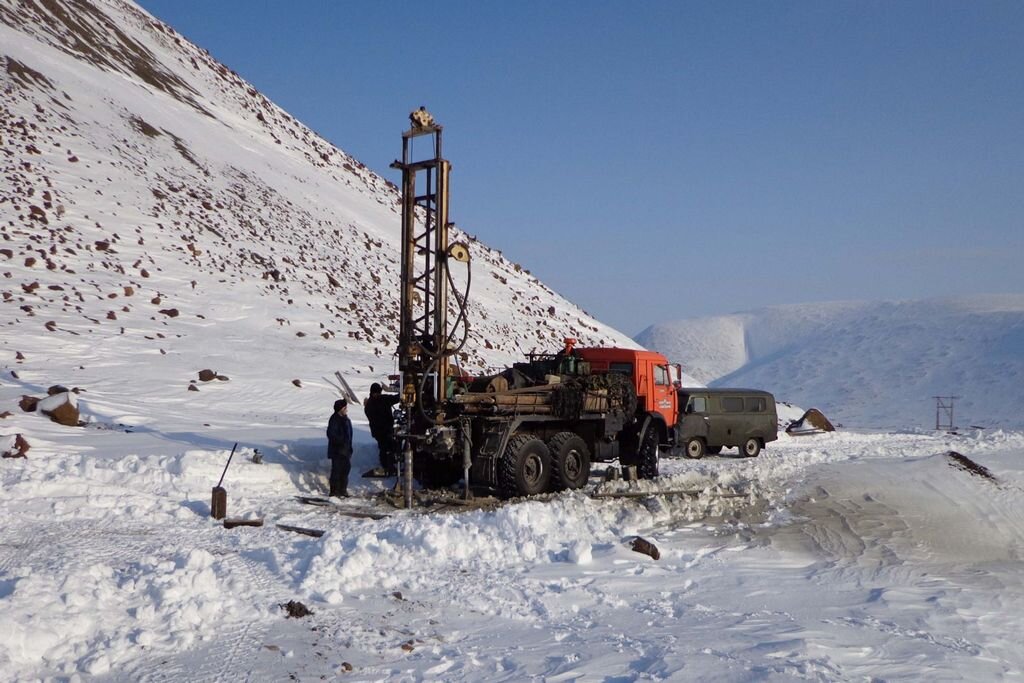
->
(636, 294), (1024, 429)
(0, 0), (637, 398)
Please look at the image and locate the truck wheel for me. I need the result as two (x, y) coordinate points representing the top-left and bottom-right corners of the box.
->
(499, 434), (551, 497)
(742, 437), (761, 458)
(685, 437), (706, 459)
(548, 432), (591, 491)
(706, 446), (722, 455)
(638, 427), (659, 479)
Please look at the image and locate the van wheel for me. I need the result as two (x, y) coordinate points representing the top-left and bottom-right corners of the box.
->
(706, 446), (722, 455)
(549, 432), (591, 491)
(742, 437), (761, 458)
(637, 427), (659, 479)
(685, 437), (706, 459)
(499, 434), (551, 497)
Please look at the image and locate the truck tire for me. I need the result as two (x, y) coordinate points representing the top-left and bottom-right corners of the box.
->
(548, 432), (591, 491)
(637, 426), (659, 480)
(499, 434), (551, 497)
(741, 437), (761, 458)
(684, 437), (706, 459)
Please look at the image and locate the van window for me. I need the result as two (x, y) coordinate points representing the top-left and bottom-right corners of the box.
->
(745, 397), (766, 412)
(654, 365), (669, 386)
(609, 362), (633, 376)
(721, 397), (744, 412)
(686, 396), (707, 413)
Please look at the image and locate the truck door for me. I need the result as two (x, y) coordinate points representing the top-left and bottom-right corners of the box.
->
(651, 362), (675, 427)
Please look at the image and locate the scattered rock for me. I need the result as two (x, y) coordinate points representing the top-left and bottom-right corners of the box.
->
(39, 392), (79, 426)
(19, 395), (39, 412)
(216, 375), (229, 381)
(2, 434), (30, 458)
(946, 451), (999, 483)
(188, 384), (199, 392)
(340, 662), (353, 672)
(44, 321), (57, 332)
(198, 369), (217, 382)
(15, 351), (24, 360)
(158, 308), (179, 317)
(786, 408), (835, 435)
(391, 591), (405, 601)
(401, 641), (415, 652)
(11, 370), (19, 379)
(327, 274), (341, 288)
(46, 385), (68, 395)
(94, 240), (110, 251)
(0, 248), (12, 259)
(123, 286), (135, 296)
(630, 536), (660, 561)
(281, 600), (313, 618)
(0, 411), (12, 419)
(292, 379), (302, 387)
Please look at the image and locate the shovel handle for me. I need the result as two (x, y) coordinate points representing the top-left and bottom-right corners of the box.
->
(216, 443), (238, 489)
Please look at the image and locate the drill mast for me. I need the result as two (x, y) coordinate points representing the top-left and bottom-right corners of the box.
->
(390, 108), (457, 414)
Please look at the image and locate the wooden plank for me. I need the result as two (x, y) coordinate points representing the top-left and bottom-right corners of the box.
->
(223, 518), (264, 529)
(276, 524), (325, 538)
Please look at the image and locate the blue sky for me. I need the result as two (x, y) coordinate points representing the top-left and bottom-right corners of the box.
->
(137, 1), (1023, 335)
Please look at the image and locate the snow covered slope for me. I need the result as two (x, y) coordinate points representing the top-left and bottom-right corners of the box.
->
(0, 0), (637, 399)
(636, 295), (1024, 429)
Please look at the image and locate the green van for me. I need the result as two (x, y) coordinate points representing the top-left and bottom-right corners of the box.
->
(675, 388), (778, 458)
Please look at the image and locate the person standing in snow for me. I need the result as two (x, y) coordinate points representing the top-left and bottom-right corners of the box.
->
(364, 382), (401, 476)
(326, 398), (353, 497)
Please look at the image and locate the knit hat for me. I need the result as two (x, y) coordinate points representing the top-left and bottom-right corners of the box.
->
(333, 399), (347, 411)
(370, 382), (382, 394)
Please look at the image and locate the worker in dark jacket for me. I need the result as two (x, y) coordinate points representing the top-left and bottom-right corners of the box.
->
(364, 382), (401, 476)
(326, 398), (353, 497)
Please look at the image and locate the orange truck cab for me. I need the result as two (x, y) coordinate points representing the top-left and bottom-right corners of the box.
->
(577, 347), (682, 444)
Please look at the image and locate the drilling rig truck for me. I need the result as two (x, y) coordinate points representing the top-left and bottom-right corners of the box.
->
(389, 109), (688, 499)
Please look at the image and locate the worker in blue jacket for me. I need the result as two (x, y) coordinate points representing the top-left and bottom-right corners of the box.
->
(326, 399), (353, 497)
